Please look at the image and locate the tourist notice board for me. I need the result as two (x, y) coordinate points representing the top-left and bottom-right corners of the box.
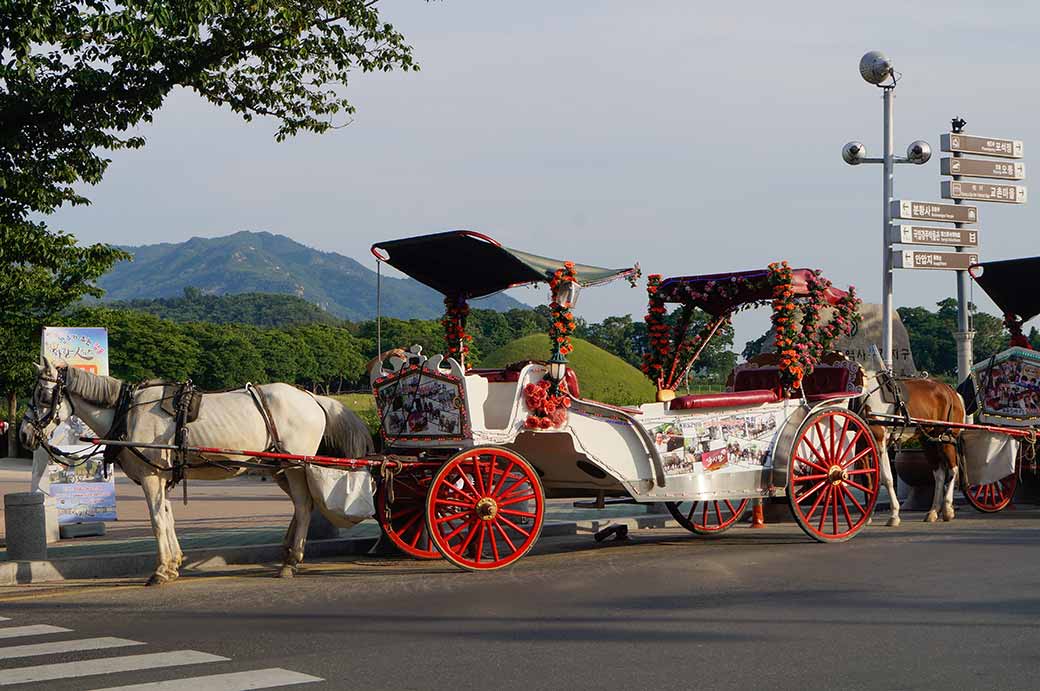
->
(941, 157), (1024, 180)
(893, 250), (979, 271)
(890, 225), (978, 248)
(942, 180), (1027, 205)
(39, 327), (117, 525)
(890, 199), (978, 224)
(941, 133), (1024, 159)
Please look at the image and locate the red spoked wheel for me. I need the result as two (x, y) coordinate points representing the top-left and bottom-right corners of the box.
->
(425, 447), (545, 571)
(665, 499), (750, 536)
(376, 465), (440, 559)
(788, 408), (880, 543)
(963, 472), (1017, 513)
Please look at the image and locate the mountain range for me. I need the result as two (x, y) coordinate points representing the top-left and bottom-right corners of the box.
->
(97, 231), (526, 320)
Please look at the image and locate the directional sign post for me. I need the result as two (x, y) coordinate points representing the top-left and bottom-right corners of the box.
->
(941, 157), (1024, 180)
(941, 133), (1024, 159)
(893, 250), (979, 271)
(890, 199), (978, 224)
(890, 225), (978, 248)
(942, 180), (1027, 204)
(940, 125), (1027, 383)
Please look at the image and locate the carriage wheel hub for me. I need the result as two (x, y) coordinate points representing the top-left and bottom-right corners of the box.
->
(828, 464), (848, 486)
(475, 497), (499, 521)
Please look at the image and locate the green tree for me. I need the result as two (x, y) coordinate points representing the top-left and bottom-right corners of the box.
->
(1, 1), (417, 451)
(63, 306), (200, 382)
(179, 323), (266, 389)
(0, 232), (127, 454)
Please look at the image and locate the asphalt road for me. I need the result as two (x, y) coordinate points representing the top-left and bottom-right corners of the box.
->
(1, 508), (1038, 690)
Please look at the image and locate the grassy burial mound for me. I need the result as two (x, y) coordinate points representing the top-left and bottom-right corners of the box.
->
(482, 334), (655, 406)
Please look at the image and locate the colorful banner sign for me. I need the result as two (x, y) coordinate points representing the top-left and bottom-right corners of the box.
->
(39, 327), (116, 524)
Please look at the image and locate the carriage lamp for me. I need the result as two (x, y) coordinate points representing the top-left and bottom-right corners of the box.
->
(547, 350), (568, 386)
(553, 280), (581, 309)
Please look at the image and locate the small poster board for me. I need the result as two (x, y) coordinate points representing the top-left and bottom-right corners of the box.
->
(38, 327), (117, 525)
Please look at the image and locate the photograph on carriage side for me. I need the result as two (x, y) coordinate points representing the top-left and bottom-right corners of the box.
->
(4, 2), (1040, 687)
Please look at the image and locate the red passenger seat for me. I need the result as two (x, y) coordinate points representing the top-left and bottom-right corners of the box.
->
(668, 389), (779, 410)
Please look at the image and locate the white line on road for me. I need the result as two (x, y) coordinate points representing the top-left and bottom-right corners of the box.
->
(88, 667), (324, 690)
(0, 618), (9, 622)
(0, 650), (227, 686)
(0, 637), (145, 660)
(0, 624), (71, 639)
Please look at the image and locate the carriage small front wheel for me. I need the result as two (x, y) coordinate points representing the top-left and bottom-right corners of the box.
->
(376, 465), (440, 559)
(425, 447), (545, 571)
(666, 498), (750, 536)
(788, 408), (880, 543)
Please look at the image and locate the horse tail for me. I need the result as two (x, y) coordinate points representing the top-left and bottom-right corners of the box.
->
(311, 395), (375, 457)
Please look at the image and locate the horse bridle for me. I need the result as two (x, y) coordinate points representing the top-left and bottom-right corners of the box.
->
(25, 365), (73, 439)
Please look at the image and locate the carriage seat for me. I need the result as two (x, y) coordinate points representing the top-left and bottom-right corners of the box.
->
(469, 362), (581, 398)
(731, 362), (861, 401)
(668, 389), (779, 410)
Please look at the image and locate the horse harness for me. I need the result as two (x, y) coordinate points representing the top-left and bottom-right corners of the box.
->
(36, 370), (288, 502)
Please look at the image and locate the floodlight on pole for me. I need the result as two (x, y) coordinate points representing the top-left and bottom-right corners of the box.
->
(841, 52), (929, 372)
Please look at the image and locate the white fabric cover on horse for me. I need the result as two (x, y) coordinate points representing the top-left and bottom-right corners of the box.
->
(305, 466), (375, 528)
(960, 430), (1018, 486)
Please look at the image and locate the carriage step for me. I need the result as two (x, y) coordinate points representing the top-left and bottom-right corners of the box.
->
(572, 498), (639, 509)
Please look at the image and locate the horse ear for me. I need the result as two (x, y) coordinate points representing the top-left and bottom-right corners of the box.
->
(34, 359), (45, 373)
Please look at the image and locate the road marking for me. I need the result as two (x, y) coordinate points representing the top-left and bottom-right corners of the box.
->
(0, 650), (227, 686)
(0, 618), (9, 621)
(0, 624), (71, 639)
(0, 637), (144, 660)
(89, 667), (324, 690)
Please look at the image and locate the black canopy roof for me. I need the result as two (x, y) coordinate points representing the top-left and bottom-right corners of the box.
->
(971, 256), (1040, 322)
(371, 230), (638, 299)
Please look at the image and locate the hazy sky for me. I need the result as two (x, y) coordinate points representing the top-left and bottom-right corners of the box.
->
(50, 1), (1040, 348)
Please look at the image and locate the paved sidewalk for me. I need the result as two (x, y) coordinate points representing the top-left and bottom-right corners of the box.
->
(0, 458), (671, 583)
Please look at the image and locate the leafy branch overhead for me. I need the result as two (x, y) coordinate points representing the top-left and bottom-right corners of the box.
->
(1, 0), (418, 219)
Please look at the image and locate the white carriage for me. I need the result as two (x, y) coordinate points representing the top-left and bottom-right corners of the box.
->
(370, 233), (881, 571)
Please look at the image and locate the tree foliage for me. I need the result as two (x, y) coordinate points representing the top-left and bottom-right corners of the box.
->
(897, 298), (1009, 377)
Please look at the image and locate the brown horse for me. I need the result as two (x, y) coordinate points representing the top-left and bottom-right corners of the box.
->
(861, 373), (966, 525)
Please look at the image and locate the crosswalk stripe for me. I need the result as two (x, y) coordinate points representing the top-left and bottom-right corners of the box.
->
(88, 667), (324, 690)
(0, 624), (71, 639)
(0, 650), (227, 686)
(0, 618), (9, 622)
(0, 637), (144, 660)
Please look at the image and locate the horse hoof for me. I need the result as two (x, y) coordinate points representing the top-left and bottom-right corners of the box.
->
(886, 516), (901, 527)
(924, 511), (939, 523)
(276, 566), (296, 579)
(145, 573), (170, 587)
(943, 509), (955, 522)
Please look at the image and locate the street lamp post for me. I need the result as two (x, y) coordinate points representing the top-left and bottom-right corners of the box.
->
(843, 51), (930, 370)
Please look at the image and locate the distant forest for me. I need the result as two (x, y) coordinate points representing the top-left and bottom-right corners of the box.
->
(66, 289), (1024, 393)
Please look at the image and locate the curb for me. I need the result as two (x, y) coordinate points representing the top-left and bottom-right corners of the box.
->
(0, 514), (678, 586)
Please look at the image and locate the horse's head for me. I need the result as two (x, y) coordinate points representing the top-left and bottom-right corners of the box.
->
(19, 358), (72, 450)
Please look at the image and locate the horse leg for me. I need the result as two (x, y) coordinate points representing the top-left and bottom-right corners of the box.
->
(941, 444), (958, 522)
(277, 468), (314, 578)
(141, 475), (176, 585)
(924, 443), (944, 522)
(274, 472), (296, 567)
(874, 428), (900, 527)
(162, 497), (183, 577)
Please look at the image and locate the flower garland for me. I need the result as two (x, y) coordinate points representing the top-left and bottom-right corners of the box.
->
(768, 261), (804, 390)
(768, 262), (861, 391)
(523, 378), (572, 429)
(442, 296), (472, 364)
(549, 262), (578, 356)
(642, 274), (670, 385)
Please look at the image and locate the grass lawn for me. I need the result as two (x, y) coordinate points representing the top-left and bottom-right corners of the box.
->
(331, 393), (379, 434)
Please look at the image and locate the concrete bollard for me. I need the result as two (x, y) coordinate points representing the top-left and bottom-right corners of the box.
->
(4, 493), (49, 561)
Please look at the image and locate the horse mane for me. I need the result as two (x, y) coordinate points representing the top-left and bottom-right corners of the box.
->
(64, 366), (125, 408)
(311, 394), (375, 457)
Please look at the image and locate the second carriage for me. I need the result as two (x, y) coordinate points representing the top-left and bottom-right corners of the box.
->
(370, 232), (881, 571)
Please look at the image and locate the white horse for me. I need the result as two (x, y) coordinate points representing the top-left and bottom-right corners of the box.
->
(20, 359), (373, 585)
(860, 370), (965, 527)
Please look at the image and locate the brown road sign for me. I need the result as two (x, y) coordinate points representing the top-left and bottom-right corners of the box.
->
(890, 199), (978, 224)
(941, 157), (1025, 180)
(890, 225), (978, 248)
(941, 133), (1023, 159)
(942, 180), (1027, 204)
(893, 250), (979, 271)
